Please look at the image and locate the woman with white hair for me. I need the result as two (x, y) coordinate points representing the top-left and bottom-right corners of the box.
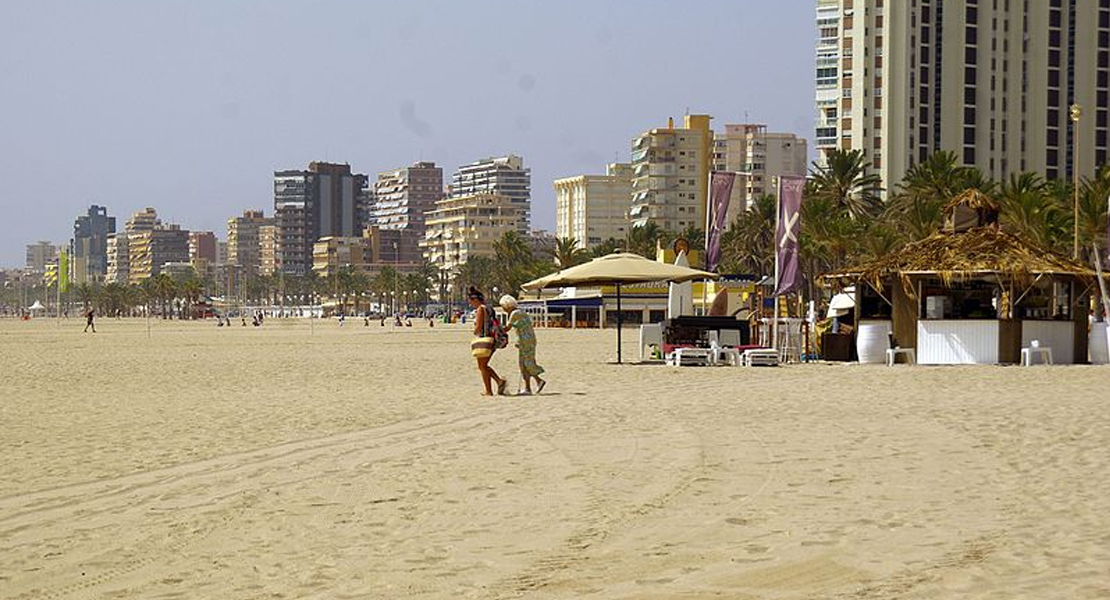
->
(499, 294), (547, 395)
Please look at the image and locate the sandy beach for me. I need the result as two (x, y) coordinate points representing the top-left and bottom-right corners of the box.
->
(1, 317), (1108, 599)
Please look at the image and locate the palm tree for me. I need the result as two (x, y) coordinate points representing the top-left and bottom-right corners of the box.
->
(997, 172), (1067, 251)
(590, 238), (622, 258)
(808, 148), (883, 220)
(179, 278), (204, 319)
(454, 255), (496, 296)
(719, 194), (775, 275)
(1077, 165), (1110, 261)
(553, 237), (589, 268)
(626, 221), (666, 258)
(492, 231), (535, 293)
(149, 273), (176, 318)
(74, 282), (96, 311)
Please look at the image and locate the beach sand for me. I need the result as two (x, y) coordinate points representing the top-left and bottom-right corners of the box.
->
(1, 317), (1107, 599)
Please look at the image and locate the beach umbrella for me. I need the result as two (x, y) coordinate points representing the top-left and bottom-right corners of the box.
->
(521, 253), (719, 363)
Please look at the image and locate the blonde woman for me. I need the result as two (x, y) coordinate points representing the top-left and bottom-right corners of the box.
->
(499, 295), (546, 395)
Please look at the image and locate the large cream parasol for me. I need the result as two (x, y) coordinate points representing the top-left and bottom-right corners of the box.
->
(522, 253), (719, 363)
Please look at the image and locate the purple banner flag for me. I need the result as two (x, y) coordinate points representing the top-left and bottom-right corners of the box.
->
(705, 171), (736, 271)
(774, 176), (806, 297)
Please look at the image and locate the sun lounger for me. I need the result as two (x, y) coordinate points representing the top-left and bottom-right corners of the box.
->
(742, 348), (779, 367)
(666, 347), (712, 366)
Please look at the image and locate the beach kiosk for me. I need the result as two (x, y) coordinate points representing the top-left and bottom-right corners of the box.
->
(826, 190), (1095, 365)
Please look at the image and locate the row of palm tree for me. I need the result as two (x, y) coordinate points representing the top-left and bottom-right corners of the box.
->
(718, 148), (1110, 299)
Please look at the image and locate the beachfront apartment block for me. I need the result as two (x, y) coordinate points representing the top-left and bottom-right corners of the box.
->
(554, 163), (633, 249)
(258, 224), (278, 276)
(449, 155), (531, 232)
(188, 231), (217, 263)
(71, 205), (116, 284)
(25, 241), (59, 274)
(712, 124), (808, 224)
(128, 225), (190, 285)
(816, 0), (1109, 192)
(629, 115), (713, 232)
(312, 228), (423, 279)
(274, 162), (369, 277)
(311, 236), (370, 278)
(370, 162), (444, 233)
(226, 210), (273, 276)
(105, 233), (128, 284)
(420, 193), (527, 273)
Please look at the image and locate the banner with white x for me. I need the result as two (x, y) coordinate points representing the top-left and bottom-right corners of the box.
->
(774, 176), (806, 297)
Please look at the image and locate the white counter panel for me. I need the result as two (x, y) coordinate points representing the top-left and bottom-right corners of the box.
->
(917, 320), (999, 364)
(1021, 321), (1075, 364)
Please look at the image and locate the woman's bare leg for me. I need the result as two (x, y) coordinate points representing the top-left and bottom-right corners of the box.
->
(477, 357), (494, 395)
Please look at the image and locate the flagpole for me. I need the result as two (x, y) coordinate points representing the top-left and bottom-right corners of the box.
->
(702, 172), (713, 315)
(772, 176), (781, 352)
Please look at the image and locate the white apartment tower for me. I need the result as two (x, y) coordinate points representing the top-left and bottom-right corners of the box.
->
(449, 155), (531, 231)
(817, 0), (1109, 190)
(712, 124), (808, 223)
(629, 114), (713, 232)
(554, 163), (633, 249)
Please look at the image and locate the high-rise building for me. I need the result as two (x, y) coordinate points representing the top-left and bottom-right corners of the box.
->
(312, 236), (371, 278)
(816, 0), (1109, 192)
(25, 241), (59, 274)
(554, 163), (633, 249)
(259, 224), (278, 276)
(421, 193), (528, 273)
(449, 155), (531, 231)
(72, 205), (116, 283)
(129, 224), (190, 284)
(712, 124), (808, 223)
(363, 225), (423, 265)
(371, 162), (444, 233)
(189, 231), (217, 263)
(105, 233), (128, 284)
(226, 210), (272, 276)
(274, 162), (369, 276)
(629, 115), (713, 232)
(106, 207), (161, 284)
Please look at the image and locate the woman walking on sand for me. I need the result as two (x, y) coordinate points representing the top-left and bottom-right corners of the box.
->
(468, 287), (507, 396)
(499, 295), (546, 395)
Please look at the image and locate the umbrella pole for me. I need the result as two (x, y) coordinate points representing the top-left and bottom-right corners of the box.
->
(616, 283), (623, 364)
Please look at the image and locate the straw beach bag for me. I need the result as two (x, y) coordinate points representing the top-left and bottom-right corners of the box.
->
(471, 303), (496, 358)
(471, 336), (495, 358)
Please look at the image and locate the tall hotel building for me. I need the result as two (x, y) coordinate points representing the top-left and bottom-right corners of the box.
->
(274, 162), (369, 276)
(449, 156), (531, 231)
(816, 0), (1108, 191)
(554, 163), (633, 249)
(371, 162), (444, 233)
(629, 115), (713, 232)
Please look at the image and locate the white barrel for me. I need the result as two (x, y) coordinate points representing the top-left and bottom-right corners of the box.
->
(856, 319), (893, 364)
(1090, 322), (1110, 364)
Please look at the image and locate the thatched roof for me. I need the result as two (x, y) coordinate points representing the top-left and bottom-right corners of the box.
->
(827, 225), (1095, 290)
(943, 189), (999, 217)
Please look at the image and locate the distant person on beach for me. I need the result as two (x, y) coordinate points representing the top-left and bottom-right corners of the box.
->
(499, 295), (546, 395)
(468, 287), (507, 396)
(83, 308), (96, 333)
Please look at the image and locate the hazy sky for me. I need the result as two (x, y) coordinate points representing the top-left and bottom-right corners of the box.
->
(0, 0), (816, 267)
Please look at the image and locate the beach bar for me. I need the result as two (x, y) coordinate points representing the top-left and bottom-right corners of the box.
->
(827, 191), (1096, 365)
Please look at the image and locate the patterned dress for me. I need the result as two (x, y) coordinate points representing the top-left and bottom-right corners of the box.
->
(507, 310), (545, 377)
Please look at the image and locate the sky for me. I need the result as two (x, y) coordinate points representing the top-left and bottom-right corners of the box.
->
(0, 0), (816, 268)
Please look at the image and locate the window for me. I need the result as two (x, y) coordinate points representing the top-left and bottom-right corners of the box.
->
(964, 147), (976, 164)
